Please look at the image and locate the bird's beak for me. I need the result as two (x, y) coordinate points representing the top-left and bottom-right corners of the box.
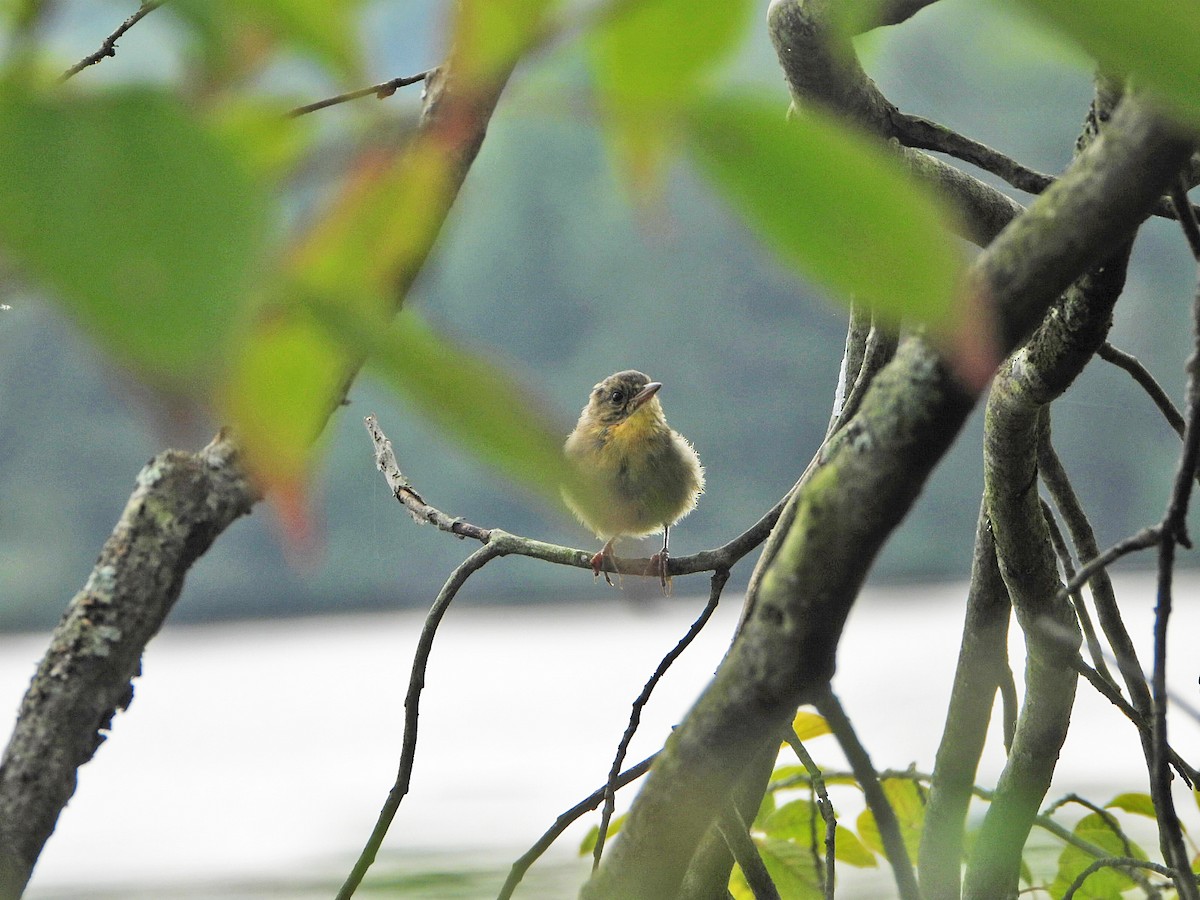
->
(630, 382), (663, 411)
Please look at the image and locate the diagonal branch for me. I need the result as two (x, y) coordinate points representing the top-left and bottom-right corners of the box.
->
(60, 1), (166, 81)
(0, 32), (520, 900)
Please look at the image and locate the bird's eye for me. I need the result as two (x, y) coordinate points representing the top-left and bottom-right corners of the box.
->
(609, 390), (624, 404)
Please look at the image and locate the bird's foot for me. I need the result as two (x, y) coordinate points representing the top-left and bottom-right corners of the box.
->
(649, 551), (672, 596)
(590, 549), (616, 587)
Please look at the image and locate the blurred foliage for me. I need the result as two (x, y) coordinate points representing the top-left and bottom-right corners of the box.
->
(699, 714), (1180, 898)
(0, 0), (1196, 628)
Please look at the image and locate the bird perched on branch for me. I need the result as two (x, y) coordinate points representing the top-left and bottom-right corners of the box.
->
(563, 370), (704, 592)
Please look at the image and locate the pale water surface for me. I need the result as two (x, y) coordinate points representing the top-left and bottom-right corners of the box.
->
(2, 573), (1198, 897)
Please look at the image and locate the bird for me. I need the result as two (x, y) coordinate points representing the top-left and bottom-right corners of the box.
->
(562, 370), (704, 592)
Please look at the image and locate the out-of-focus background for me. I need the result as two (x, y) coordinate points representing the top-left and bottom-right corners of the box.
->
(1, 0), (1195, 631)
(3, 1), (1200, 897)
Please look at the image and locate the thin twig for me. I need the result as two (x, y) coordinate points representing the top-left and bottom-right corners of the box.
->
(497, 754), (657, 900)
(784, 732), (836, 900)
(366, 414), (778, 580)
(1053, 527), (1162, 604)
(1070, 656), (1198, 787)
(60, 1), (165, 81)
(716, 804), (781, 900)
(1098, 344), (1185, 436)
(1148, 180), (1200, 900)
(815, 689), (920, 900)
(1043, 793), (1136, 859)
(592, 570), (728, 868)
(287, 71), (432, 118)
(1061, 858), (1178, 900)
(335, 542), (503, 900)
(1041, 498), (1117, 690)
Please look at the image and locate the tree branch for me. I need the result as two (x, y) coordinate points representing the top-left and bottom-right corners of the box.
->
(0, 33), (521, 898)
(0, 434), (255, 899)
(583, 3), (1194, 888)
(335, 540), (504, 900)
(59, 0), (165, 82)
(287, 72), (432, 118)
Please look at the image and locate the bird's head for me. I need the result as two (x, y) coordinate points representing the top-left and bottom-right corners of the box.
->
(584, 370), (664, 428)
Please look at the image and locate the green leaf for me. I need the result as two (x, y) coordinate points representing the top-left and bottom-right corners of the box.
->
(855, 779), (924, 862)
(588, 0), (753, 184)
(322, 306), (577, 504)
(1105, 792), (1158, 821)
(686, 92), (963, 331)
(0, 87), (267, 390)
(756, 837), (824, 898)
(1047, 812), (1146, 899)
(1010, 0), (1200, 128)
(174, 0), (365, 79)
(579, 813), (626, 855)
(833, 825), (877, 868)
(791, 710), (831, 741)
(454, 0), (561, 86)
(762, 799), (817, 842)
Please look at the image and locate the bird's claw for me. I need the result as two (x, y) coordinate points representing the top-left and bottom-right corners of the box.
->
(649, 551), (672, 596)
(591, 550), (615, 587)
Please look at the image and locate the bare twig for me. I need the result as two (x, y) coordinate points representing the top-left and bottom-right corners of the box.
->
(715, 804), (780, 900)
(815, 689), (919, 900)
(784, 732), (837, 900)
(1054, 527), (1162, 604)
(498, 754), (657, 900)
(287, 72), (431, 118)
(1148, 180), (1200, 900)
(1098, 344), (1185, 435)
(366, 414), (779, 580)
(1070, 656), (1198, 788)
(592, 571), (728, 868)
(1041, 498), (1117, 690)
(335, 541), (504, 900)
(1061, 858), (1178, 900)
(60, 1), (165, 81)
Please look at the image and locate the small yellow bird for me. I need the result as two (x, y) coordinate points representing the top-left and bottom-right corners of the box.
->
(563, 370), (704, 590)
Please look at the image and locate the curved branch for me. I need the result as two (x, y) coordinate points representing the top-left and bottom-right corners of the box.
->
(498, 754), (658, 900)
(366, 414), (779, 580)
(336, 541), (503, 900)
(592, 571), (728, 868)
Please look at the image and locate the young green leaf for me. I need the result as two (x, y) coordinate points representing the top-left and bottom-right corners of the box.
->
(588, 0), (753, 187)
(0, 86), (267, 391)
(791, 710), (832, 741)
(1011, 0), (1200, 128)
(1047, 811), (1146, 899)
(686, 92), (963, 331)
(1105, 792), (1158, 821)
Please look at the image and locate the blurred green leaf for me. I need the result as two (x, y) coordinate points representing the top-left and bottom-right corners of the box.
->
(588, 0), (752, 185)
(1105, 792), (1157, 820)
(756, 837), (824, 898)
(454, 0), (561, 86)
(579, 813), (626, 855)
(1010, 0), (1200, 128)
(1048, 812), (1146, 899)
(791, 710), (831, 741)
(686, 92), (963, 330)
(762, 799), (817, 842)
(175, 0), (365, 79)
(833, 824), (877, 868)
(207, 99), (315, 180)
(223, 137), (456, 488)
(0, 86), (267, 389)
(855, 778), (924, 861)
(322, 305), (576, 504)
